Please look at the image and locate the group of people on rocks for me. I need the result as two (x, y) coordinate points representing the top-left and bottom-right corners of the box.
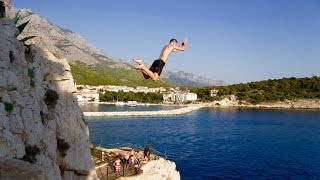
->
(112, 144), (151, 174)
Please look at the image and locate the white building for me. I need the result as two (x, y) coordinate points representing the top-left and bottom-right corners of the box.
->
(163, 93), (175, 102)
(135, 86), (149, 93)
(163, 92), (198, 103)
(74, 92), (100, 103)
(185, 93), (198, 101)
(175, 94), (186, 103)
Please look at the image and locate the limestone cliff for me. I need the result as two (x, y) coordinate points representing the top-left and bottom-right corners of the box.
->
(0, 18), (96, 179)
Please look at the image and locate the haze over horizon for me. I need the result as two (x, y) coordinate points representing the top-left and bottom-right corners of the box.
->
(11, 0), (320, 84)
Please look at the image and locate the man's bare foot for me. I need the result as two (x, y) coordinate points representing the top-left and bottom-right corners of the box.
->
(133, 59), (143, 65)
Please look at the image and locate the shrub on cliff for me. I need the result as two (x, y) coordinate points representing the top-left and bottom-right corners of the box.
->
(4, 101), (14, 113)
(57, 138), (70, 158)
(44, 89), (59, 107)
(22, 145), (40, 163)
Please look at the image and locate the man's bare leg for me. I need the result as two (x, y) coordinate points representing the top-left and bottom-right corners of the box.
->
(133, 59), (149, 76)
(136, 64), (159, 81)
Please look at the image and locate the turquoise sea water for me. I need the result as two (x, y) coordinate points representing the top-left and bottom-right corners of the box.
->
(86, 108), (320, 179)
(80, 103), (180, 112)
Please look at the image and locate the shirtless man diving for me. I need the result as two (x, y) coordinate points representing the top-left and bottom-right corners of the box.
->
(134, 38), (188, 81)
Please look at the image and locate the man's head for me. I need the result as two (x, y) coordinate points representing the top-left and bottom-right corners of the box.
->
(169, 38), (178, 45)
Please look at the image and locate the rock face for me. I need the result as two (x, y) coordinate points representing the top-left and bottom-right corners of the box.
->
(119, 158), (180, 180)
(0, 18), (96, 179)
(7, 8), (106, 65)
(243, 99), (320, 109)
(205, 96), (320, 109)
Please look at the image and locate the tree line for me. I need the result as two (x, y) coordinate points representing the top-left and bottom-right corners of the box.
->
(191, 76), (320, 104)
(99, 90), (163, 103)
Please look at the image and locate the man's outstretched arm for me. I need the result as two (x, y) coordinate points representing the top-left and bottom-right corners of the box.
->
(173, 39), (188, 52)
(4, 0), (12, 7)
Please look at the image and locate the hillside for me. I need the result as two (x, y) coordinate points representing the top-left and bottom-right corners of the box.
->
(70, 63), (174, 87)
(8, 8), (226, 87)
(192, 76), (320, 104)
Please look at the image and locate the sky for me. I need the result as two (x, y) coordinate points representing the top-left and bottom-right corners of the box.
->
(11, 0), (320, 84)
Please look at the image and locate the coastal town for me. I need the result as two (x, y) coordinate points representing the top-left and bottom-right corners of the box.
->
(74, 84), (200, 104)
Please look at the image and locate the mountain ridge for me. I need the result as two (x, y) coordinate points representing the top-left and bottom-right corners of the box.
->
(9, 8), (227, 87)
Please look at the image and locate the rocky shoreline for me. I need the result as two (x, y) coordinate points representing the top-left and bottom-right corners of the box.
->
(205, 96), (320, 110)
(83, 98), (320, 117)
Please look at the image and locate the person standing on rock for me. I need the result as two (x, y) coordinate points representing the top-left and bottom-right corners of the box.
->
(144, 144), (151, 161)
(0, 0), (11, 18)
(134, 38), (188, 81)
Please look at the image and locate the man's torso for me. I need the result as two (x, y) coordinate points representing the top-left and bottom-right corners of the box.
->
(159, 44), (174, 62)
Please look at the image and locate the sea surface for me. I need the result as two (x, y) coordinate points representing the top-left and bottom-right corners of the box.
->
(86, 108), (320, 179)
(80, 103), (180, 112)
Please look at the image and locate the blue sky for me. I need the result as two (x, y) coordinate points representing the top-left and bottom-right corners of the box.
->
(12, 0), (320, 84)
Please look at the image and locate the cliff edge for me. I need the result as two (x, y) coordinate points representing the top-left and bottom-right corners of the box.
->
(119, 158), (180, 180)
(0, 18), (96, 179)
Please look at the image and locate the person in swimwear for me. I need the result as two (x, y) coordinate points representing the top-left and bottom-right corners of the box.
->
(134, 38), (188, 81)
(113, 158), (121, 173)
(0, 0), (12, 18)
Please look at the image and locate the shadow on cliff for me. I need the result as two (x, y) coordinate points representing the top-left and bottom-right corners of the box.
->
(33, 46), (96, 178)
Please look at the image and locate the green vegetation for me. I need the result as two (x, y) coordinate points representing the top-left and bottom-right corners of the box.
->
(4, 102), (14, 113)
(44, 89), (59, 107)
(191, 76), (320, 104)
(70, 63), (175, 87)
(0, 98), (13, 114)
(100, 91), (163, 103)
(191, 87), (220, 102)
(22, 145), (40, 163)
(57, 138), (70, 158)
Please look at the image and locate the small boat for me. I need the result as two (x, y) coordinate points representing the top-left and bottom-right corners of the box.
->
(127, 101), (137, 107)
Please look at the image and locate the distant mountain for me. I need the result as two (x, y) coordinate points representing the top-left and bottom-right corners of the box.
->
(162, 71), (227, 87)
(9, 8), (226, 87)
